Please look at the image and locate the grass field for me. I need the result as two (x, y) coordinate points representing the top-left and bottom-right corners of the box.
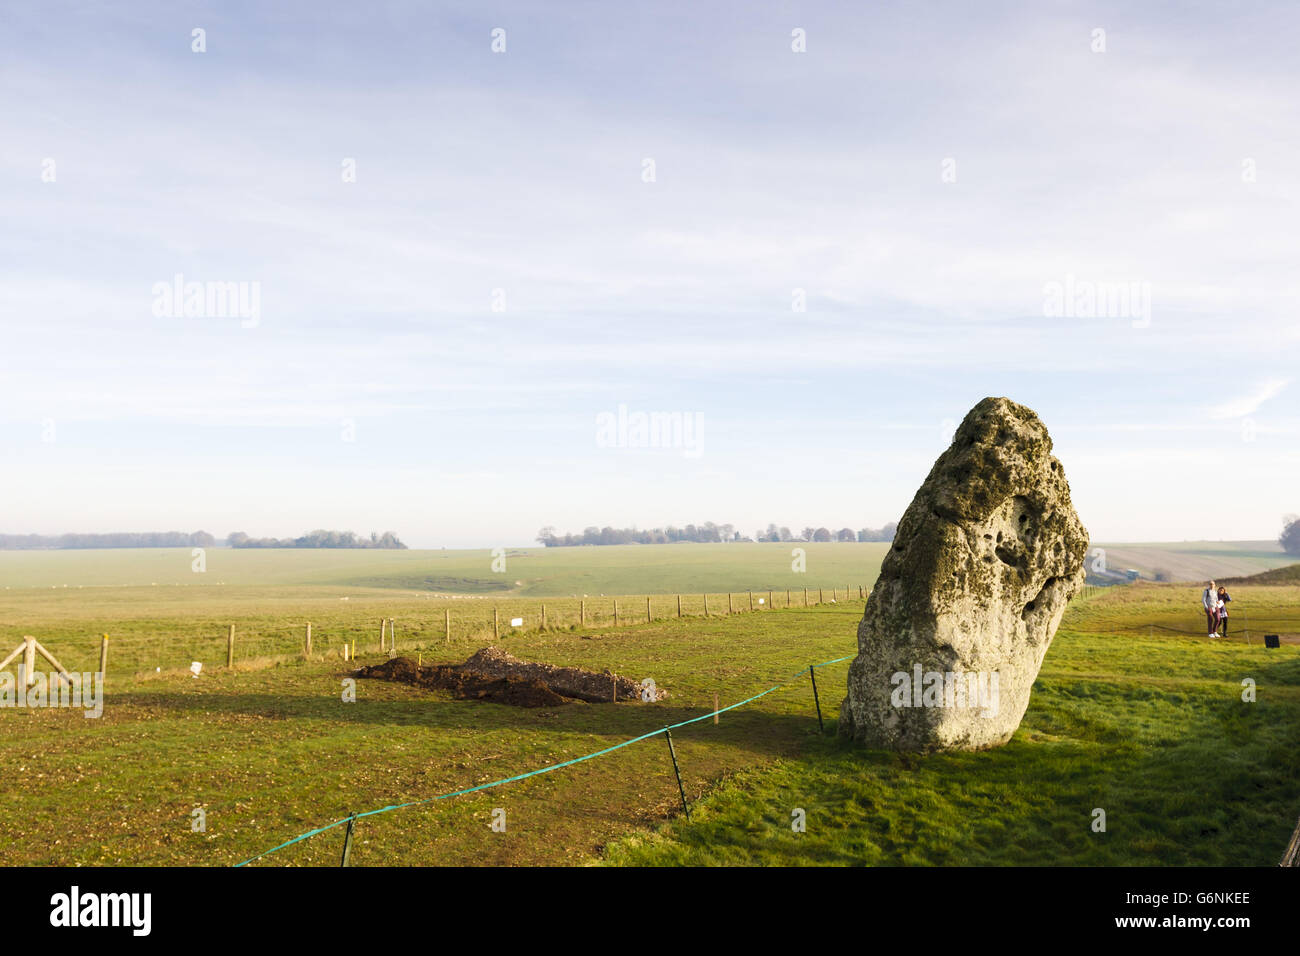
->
(2, 540), (1293, 596)
(2, 554), (1299, 867)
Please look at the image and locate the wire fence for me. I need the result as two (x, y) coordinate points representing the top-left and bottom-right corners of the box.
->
(21, 586), (870, 676)
(234, 652), (855, 867)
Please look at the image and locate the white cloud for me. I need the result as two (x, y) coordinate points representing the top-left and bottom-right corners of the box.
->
(1208, 379), (1290, 420)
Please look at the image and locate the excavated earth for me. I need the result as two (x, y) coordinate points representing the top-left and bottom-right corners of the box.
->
(354, 646), (667, 708)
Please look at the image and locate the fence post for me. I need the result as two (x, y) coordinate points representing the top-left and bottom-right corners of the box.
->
(305, 623), (312, 657)
(804, 587), (808, 606)
(646, 596), (652, 623)
(494, 608), (499, 640)
(379, 619), (386, 652)
(768, 590), (773, 609)
(713, 691), (719, 725)
(541, 604), (547, 629)
(340, 813), (357, 867)
(664, 729), (690, 821)
(445, 608), (450, 644)
(614, 599), (619, 626)
(728, 593), (733, 614)
(818, 588), (823, 604)
(704, 594), (709, 616)
(677, 595), (681, 618)
(787, 589), (790, 607)
(748, 591), (753, 611)
(580, 600), (586, 627)
(390, 620), (396, 653)
(227, 625), (234, 667)
(99, 634), (109, 682)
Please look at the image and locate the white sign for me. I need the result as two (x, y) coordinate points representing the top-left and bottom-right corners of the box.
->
(510, 617), (523, 627)
(189, 661), (202, 677)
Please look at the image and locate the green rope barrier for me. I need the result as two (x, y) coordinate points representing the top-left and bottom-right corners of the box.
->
(234, 653), (854, 866)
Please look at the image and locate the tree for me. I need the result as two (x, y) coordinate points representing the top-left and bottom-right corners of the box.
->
(837, 528), (855, 542)
(813, 527), (832, 542)
(1281, 515), (1300, 556)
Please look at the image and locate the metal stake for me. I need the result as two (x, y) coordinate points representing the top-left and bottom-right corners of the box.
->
(664, 728), (690, 821)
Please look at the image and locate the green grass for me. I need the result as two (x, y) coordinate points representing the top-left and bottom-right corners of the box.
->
(4, 540), (1291, 596)
(2, 570), (1299, 866)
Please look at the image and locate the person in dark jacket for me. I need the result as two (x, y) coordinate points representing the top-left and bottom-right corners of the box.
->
(1217, 585), (1232, 638)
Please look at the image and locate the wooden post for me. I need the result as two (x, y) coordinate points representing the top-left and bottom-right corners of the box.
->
(803, 587), (808, 606)
(787, 589), (791, 607)
(748, 590), (753, 611)
(768, 590), (773, 609)
(227, 625), (234, 667)
(445, 608), (451, 643)
(23, 636), (36, 686)
(703, 594), (709, 616)
(614, 599), (619, 626)
(305, 623), (312, 657)
(646, 596), (652, 623)
(580, 600), (586, 627)
(713, 691), (719, 725)
(819, 588), (823, 604)
(350, 639), (356, 661)
(728, 593), (733, 614)
(494, 608), (499, 640)
(612, 672), (617, 703)
(379, 619), (386, 652)
(390, 620), (396, 653)
(677, 595), (681, 618)
(541, 604), (547, 629)
(99, 634), (109, 680)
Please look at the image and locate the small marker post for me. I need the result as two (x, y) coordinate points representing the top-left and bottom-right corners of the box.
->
(664, 728), (690, 821)
(810, 665), (824, 733)
(340, 813), (357, 867)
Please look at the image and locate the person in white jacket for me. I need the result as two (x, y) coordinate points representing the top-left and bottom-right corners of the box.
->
(1202, 580), (1219, 637)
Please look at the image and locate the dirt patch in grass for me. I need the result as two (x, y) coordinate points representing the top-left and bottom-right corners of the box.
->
(355, 646), (668, 707)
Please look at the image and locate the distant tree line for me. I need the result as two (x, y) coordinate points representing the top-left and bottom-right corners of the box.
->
(0, 529), (406, 550)
(1282, 514), (1300, 556)
(227, 530), (407, 549)
(536, 521), (895, 547)
(0, 531), (217, 550)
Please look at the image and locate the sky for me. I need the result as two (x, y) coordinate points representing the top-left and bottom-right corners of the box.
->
(1, 1), (1297, 548)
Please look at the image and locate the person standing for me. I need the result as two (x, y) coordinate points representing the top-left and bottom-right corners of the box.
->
(1203, 580), (1219, 638)
(1217, 585), (1232, 638)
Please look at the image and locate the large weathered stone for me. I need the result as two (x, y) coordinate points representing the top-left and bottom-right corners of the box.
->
(839, 397), (1088, 751)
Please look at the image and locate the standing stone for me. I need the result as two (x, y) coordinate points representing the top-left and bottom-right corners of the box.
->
(839, 397), (1088, 751)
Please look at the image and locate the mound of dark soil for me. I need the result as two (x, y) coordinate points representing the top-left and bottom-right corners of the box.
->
(354, 647), (666, 708)
(355, 656), (566, 707)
